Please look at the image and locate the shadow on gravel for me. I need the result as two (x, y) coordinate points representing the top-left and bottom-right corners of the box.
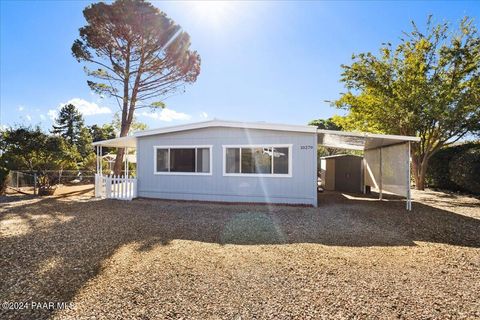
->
(0, 192), (479, 319)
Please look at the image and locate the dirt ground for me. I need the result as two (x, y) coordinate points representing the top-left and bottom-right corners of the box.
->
(0, 185), (479, 319)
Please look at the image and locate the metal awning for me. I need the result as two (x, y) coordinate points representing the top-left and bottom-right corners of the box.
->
(92, 136), (137, 148)
(318, 130), (420, 150)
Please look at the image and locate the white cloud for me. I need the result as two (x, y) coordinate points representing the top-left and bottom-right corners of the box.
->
(18, 105), (24, 112)
(60, 98), (111, 116)
(200, 112), (208, 119)
(25, 114), (32, 122)
(0, 124), (8, 131)
(48, 109), (58, 121)
(40, 114), (46, 121)
(140, 108), (191, 122)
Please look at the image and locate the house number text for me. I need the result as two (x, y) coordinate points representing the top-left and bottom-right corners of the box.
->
(300, 145), (313, 150)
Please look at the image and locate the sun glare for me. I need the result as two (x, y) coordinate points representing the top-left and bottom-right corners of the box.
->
(189, 1), (235, 28)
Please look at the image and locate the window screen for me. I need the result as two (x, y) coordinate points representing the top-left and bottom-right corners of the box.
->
(156, 149), (169, 172)
(226, 148), (240, 173)
(273, 147), (289, 174)
(196, 148), (210, 173)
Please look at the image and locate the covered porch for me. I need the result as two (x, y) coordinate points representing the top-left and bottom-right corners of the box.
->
(93, 136), (138, 200)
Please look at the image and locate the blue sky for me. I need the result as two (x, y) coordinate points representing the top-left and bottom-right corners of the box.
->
(1, 1), (478, 131)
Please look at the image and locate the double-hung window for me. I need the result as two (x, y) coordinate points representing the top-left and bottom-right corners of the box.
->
(224, 145), (291, 177)
(154, 146), (212, 175)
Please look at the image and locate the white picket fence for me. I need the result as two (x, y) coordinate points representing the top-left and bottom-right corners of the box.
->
(95, 174), (137, 200)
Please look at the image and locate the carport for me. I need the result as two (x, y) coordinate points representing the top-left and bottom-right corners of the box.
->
(317, 130), (421, 211)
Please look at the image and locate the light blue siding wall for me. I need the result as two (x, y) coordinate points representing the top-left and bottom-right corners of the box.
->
(136, 127), (317, 206)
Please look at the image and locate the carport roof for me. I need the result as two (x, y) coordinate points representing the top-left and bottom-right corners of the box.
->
(317, 129), (420, 150)
(92, 119), (420, 149)
(92, 136), (137, 148)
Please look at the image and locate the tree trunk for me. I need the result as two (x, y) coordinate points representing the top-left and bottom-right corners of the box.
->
(113, 148), (125, 175)
(412, 152), (429, 190)
(415, 168), (426, 190)
(113, 122), (131, 175)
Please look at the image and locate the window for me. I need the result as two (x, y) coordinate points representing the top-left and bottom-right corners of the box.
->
(154, 146), (211, 175)
(224, 145), (291, 176)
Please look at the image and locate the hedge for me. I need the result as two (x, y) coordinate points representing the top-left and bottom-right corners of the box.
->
(426, 142), (480, 195)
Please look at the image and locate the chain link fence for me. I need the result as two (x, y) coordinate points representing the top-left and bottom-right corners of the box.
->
(6, 171), (38, 195)
(6, 170), (98, 195)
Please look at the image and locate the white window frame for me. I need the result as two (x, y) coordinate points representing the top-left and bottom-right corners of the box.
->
(153, 145), (213, 176)
(222, 144), (293, 178)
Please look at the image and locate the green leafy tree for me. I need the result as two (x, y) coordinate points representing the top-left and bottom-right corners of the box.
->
(89, 124), (116, 142)
(89, 124), (117, 159)
(333, 16), (480, 189)
(0, 128), (9, 195)
(77, 126), (94, 160)
(308, 117), (343, 131)
(72, 0), (201, 174)
(0, 126), (79, 190)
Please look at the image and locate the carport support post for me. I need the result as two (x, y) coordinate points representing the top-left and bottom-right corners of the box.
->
(379, 148), (383, 200)
(95, 145), (99, 174)
(406, 142), (412, 211)
(99, 146), (103, 176)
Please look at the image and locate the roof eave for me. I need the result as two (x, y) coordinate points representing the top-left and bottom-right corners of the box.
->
(317, 129), (420, 142)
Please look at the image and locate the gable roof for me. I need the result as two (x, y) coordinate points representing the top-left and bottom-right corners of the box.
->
(93, 119), (420, 150)
(134, 119), (317, 137)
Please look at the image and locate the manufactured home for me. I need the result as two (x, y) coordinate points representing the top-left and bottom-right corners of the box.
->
(93, 120), (419, 210)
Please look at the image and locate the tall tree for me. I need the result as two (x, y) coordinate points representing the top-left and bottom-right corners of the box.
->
(333, 16), (480, 189)
(72, 0), (201, 174)
(52, 104), (85, 145)
(52, 104), (93, 159)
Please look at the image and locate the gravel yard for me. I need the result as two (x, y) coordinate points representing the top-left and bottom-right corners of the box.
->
(1, 185), (479, 319)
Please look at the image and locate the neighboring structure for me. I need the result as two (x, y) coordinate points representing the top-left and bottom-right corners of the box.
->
(320, 154), (363, 193)
(93, 120), (420, 210)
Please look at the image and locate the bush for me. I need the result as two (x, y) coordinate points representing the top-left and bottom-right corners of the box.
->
(427, 142), (480, 195)
(449, 148), (480, 195)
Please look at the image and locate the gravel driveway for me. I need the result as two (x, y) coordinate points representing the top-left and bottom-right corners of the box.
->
(1, 186), (479, 319)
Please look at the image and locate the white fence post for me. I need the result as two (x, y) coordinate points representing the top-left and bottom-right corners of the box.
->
(133, 178), (137, 198)
(120, 175), (127, 199)
(95, 174), (99, 198)
(106, 175), (112, 198)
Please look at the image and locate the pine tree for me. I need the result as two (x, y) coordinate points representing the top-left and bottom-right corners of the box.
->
(52, 104), (85, 145)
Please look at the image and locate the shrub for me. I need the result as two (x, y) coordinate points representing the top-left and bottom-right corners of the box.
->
(449, 148), (480, 195)
(427, 142), (480, 195)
